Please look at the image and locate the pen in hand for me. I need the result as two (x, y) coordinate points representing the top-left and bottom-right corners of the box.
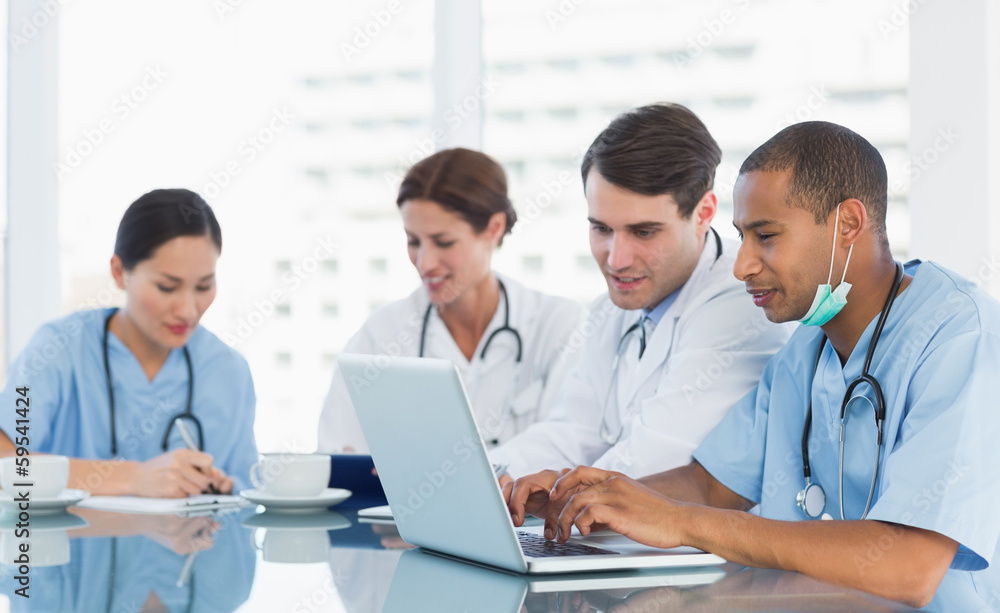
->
(174, 420), (220, 495)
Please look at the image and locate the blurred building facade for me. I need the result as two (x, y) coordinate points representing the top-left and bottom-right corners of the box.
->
(53, 0), (909, 452)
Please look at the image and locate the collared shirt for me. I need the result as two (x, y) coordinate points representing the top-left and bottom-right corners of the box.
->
(637, 292), (681, 357)
(694, 261), (1000, 570)
(641, 290), (680, 327)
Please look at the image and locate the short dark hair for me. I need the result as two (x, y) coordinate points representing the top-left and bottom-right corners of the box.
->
(581, 103), (722, 218)
(397, 148), (516, 246)
(739, 121), (888, 239)
(114, 189), (222, 269)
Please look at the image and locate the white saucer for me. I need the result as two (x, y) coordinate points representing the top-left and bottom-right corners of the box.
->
(242, 511), (351, 531)
(0, 511), (88, 532)
(239, 488), (352, 513)
(0, 489), (90, 516)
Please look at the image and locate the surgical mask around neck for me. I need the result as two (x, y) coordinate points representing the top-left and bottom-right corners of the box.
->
(800, 203), (854, 327)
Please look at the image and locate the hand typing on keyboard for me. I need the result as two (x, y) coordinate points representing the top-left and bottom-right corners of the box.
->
(517, 531), (618, 557)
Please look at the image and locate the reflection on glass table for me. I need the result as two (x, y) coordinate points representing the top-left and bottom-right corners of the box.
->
(2, 507), (998, 612)
(381, 546), (1000, 613)
(244, 511), (350, 564)
(383, 548), (729, 613)
(0, 506), (256, 612)
(326, 511), (415, 613)
(1, 512), (88, 569)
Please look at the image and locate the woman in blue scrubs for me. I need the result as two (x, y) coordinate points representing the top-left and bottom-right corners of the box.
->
(0, 189), (257, 496)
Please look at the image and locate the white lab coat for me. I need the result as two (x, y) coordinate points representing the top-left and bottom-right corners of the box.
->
(490, 234), (796, 479)
(317, 274), (587, 453)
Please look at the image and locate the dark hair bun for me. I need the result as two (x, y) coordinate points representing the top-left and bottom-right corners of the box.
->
(114, 189), (222, 269)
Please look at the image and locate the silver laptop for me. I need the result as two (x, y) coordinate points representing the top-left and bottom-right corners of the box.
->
(339, 354), (725, 574)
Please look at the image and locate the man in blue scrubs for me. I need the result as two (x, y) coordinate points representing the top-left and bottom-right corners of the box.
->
(506, 121), (1000, 607)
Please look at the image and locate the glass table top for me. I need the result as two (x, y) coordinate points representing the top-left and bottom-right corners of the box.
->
(0, 505), (997, 612)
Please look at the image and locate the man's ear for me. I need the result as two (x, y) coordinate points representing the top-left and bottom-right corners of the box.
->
(692, 190), (718, 236)
(838, 198), (868, 247)
(110, 255), (127, 290)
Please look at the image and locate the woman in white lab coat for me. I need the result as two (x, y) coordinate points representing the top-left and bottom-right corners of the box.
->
(318, 148), (585, 453)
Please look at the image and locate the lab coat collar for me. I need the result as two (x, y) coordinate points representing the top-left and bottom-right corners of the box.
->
(420, 272), (520, 370)
(618, 233), (722, 405)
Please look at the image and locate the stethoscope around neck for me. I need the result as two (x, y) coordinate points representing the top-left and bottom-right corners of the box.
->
(419, 278), (523, 444)
(103, 308), (202, 457)
(796, 261), (904, 520)
(598, 228), (724, 445)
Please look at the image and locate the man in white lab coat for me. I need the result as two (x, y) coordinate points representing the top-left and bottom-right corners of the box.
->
(491, 103), (793, 479)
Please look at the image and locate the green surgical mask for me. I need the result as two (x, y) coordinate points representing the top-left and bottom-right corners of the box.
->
(801, 203), (854, 327)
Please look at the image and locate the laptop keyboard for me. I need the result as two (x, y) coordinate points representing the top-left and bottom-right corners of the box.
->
(517, 531), (619, 557)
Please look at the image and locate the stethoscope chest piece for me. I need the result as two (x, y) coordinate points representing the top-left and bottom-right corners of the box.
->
(796, 480), (827, 518)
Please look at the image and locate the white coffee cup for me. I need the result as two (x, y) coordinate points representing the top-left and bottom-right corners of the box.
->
(1, 528), (71, 567)
(251, 527), (330, 564)
(0, 455), (70, 499)
(249, 453), (330, 497)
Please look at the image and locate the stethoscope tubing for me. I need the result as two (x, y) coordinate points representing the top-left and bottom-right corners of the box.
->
(799, 261), (904, 520)
(418, 278), (524, 442)
(103, 308), (201, 457)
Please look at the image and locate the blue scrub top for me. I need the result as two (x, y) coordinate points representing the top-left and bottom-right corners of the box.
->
(694, 261), (1000, 571)
(0, 308), (257, 492)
